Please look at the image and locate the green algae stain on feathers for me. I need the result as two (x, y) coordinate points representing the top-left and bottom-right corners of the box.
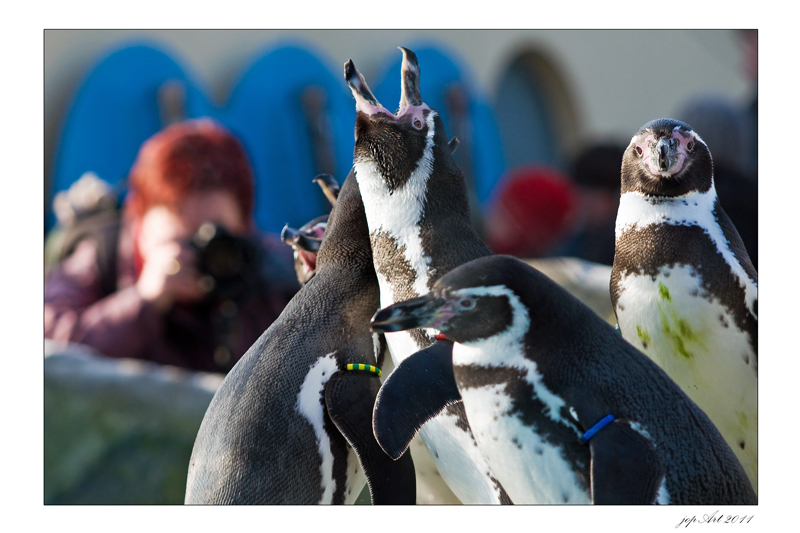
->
(636, 325), (651, 349)
(737, 411), (748, 429)
(658, 281), (671, 302)
(657, 290), (706, 360)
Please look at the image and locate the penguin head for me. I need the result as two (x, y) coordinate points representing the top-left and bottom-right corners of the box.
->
(281, 216), (326, 284)
(345, 48), (459, 193)
(372, 255), (534, 344)
(621, 118), (714, 197)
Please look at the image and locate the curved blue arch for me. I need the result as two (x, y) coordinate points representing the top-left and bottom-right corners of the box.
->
(218, 41), (355, 233)
(48, 42), (212, 230)
(372, 43), (506, 207)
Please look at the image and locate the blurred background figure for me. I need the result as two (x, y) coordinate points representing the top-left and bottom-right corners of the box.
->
(44, 118), (299, 373)
(739, 29), (758, 181)
(669, 30), (758, 268)
(484, 165), (578, 259)
(557, 143), (625, 266)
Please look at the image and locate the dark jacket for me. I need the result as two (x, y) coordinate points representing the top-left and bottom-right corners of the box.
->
(44, 216), (299, 373)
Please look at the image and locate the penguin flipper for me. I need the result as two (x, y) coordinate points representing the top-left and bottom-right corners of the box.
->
(324, 370), (416, 504)
(372, 340), (462, 460)
(589, 420), (665, 504)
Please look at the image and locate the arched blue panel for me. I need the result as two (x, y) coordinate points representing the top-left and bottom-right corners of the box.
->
(218, 42), (355, 234)
(48, 42), (212, 230)
(371, 43), (506, 207)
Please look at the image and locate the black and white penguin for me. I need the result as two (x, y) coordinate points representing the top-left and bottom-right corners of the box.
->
(611, 118), (757, 490)
(281, 174), (339, 285)
(185, 171), (415, 504)
(345, 48), (511, 504)
(372, 255), (757, 505)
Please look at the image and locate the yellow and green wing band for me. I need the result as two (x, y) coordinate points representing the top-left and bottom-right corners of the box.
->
(346, 363), (382, 377)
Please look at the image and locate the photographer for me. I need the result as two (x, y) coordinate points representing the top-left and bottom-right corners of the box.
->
(44, 119), (300, 372)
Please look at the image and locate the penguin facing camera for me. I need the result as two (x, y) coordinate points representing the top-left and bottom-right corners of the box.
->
(611, 118), (758, 491)
(346, 48), (511, 504)
(372, 254), (757, 505)
(185, 172), (415, 505)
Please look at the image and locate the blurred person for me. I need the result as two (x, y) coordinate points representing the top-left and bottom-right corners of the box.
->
(45, 119), (300, 373)
(677, 97), (751, 179)
(739, 29), (758, 180)
(556, 144), (625, 266)
(484, 165), (578, 259)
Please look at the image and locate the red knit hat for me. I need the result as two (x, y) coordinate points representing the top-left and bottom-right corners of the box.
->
(126, 118), (254, 221)
(485, 165), (578, 258)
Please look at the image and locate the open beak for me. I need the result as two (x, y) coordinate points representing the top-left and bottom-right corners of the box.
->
(344, 59), (394, 117)
(312, 173), (340, 206)
(398, 47), (422, 113)
(281, 225), (322, 253)
(371, 294), (451, 333)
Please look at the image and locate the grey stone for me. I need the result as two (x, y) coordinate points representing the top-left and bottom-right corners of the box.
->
(44, 341), (223, 504)
(526, 257), (616, 324)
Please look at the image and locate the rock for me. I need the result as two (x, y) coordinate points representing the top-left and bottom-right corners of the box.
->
(44, 340), (223, 504)
(526, 257), (616, 324)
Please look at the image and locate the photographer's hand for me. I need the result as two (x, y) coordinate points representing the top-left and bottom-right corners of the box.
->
(136, 240), (204, 312)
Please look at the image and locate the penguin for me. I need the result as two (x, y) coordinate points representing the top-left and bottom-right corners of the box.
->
(371, 254), (757, 505)
(281, 174), (339, 285)
(281, 219), (325, 285)
(611, 118), (758, 491)
(345, 48), (511, 504)
(185, 171), (415, 504)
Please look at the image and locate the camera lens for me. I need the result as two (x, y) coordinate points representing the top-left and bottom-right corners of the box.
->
(192, 223), (259, 302)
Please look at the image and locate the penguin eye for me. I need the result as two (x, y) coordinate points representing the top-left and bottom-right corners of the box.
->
(413, 118), (423, 129)
(687, 140), (695, 152)
(458, 297), (476, 310)
(634, 146), (643, 157)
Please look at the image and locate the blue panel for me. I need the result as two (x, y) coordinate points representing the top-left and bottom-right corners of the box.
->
(218, 42), (355, 234)
(48, 42), (212, 230)
(371, 43), (506, 207)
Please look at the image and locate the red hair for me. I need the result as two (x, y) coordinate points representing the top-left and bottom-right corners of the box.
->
(126, 118), (254, 220)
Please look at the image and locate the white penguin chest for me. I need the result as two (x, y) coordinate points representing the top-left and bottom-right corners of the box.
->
(457, 380), (590, 504)
(452, 325), (590, 504)
(614, 189), (758, 316)
(615, 265), (758, 487)
(614, 190), (759, 491)
(616, 265), (756, 377)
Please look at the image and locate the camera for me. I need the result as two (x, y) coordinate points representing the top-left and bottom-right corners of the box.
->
(191, 222), (261, 303)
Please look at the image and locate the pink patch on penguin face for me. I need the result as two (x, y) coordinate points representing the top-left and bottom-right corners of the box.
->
(634, 128), (693, 177)
(396, 103), (431, 130)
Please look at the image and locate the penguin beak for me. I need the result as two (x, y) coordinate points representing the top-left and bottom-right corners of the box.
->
(398, 47), (423, 113)
(371, 294), (452, 333)
(655, 138), (673, 173)
(395, 47), (431, 128)
(281, 225), (322, 253)
(312, 173), (340, 206)
(344, 60), (394, 117)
